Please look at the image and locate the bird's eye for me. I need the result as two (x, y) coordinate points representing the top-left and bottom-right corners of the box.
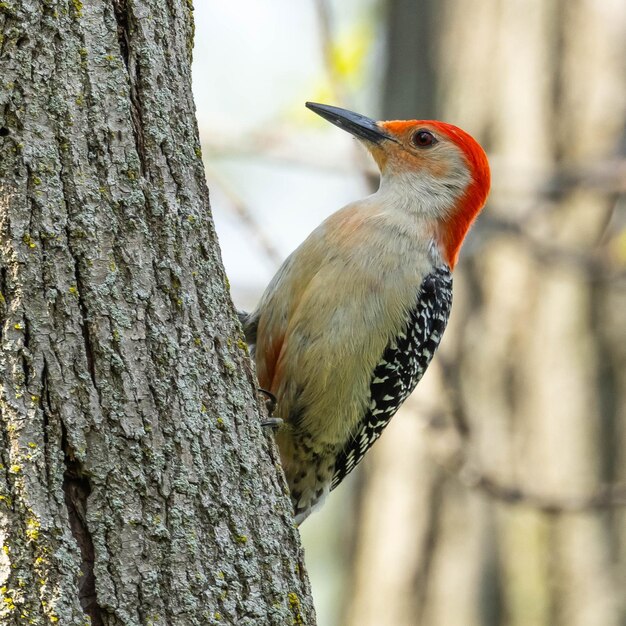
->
(412, 130), (437, 148)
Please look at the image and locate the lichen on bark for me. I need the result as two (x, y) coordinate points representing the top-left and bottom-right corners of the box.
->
(0, 1), (315, 624)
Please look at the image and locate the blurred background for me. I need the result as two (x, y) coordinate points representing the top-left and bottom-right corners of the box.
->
(191, 1), (626, 625)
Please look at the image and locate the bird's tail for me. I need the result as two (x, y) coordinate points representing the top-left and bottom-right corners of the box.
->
(237, 309), (258, 347)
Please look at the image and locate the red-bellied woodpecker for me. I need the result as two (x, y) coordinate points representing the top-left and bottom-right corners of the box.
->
(239, 102), (491, 524)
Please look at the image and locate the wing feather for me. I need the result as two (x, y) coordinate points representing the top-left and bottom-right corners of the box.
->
(331, 266), (453, 489)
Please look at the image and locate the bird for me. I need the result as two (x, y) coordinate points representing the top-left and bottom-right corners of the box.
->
(239, 102), (490, 524)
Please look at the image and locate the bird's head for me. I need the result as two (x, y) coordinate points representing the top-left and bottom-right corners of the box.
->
(306, 102), (491, 268)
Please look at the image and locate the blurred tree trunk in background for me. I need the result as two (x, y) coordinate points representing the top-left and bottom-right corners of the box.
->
(0, 1), (315, 624)
(344, 1), (626, 625)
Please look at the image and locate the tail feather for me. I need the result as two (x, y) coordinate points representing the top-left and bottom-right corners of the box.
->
(237, 309), (258, 347)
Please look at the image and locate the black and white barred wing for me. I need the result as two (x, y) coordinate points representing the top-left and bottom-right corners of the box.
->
(331, 266), (453, 489)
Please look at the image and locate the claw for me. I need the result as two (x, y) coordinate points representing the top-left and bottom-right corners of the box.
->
(257, 388), (280, 429)
(261, 417), (284, 429)
(257, 387), (277, 415)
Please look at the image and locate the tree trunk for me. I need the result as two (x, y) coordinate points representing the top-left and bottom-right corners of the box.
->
(0, 1), (315, 625)
(345, 1), (626, 625)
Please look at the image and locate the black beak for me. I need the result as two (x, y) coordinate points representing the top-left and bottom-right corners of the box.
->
(305, 102), (395, 144)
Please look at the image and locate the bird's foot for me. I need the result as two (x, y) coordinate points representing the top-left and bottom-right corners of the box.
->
(257, 387), (277, 415)
(261, 417), (284, 429)
(257, 388), (281, 428)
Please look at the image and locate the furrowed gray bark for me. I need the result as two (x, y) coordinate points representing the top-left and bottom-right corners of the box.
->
(0, 1), (315, 625)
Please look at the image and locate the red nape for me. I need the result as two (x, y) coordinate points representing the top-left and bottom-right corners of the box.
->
(431, 122), (490, 268)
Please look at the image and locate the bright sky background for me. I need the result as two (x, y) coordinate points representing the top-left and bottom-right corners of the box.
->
(192, 1), (378, 305)
(191, 3), (380, 624)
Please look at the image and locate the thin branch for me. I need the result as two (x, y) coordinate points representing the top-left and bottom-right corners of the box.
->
(417, 359), (626, 514)
(203, 136), (626, 193)
(204, 164), (283, 267)
(459, 468), (626, 513)
(475, 212), (626, 283)
(311, 0), (378, 192)
(313, 0), (348, 104)
(203, 139), (366, 175)
(423, 412), (626, 513)
(201, 134), (626, 280)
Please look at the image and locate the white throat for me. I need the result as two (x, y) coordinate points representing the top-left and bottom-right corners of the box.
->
(375, 167), (469, 221)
